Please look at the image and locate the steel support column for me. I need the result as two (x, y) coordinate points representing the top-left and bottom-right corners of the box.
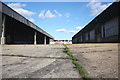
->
(44, 36), (46, 45)
(34, 31), (37, 45)
(1, 15), (6, 44)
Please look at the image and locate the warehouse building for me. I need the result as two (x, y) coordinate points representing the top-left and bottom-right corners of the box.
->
(72, 2), (120, 44)
(0, 1), (54, 45)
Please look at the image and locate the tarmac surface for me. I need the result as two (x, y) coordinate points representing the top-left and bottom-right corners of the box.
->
(1, 43), (118, 78)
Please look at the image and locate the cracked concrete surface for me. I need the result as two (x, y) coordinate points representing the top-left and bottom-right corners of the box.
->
(2, 45), (80, 78)
(67, 43), (118, 78)
(2, 43), (118, 78)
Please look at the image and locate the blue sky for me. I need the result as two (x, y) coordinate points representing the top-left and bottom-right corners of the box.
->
(5, 2), (113, 40)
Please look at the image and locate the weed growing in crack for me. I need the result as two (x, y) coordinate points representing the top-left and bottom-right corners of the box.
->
(72, 61), (86, 77)
(2, 54), (71, 60)
(63, 44), (91, 80)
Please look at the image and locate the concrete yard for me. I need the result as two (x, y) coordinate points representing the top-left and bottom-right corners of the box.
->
(67, 43), (118, 78)
(2, 43), (118, 78)
(2, 45), (80, 78)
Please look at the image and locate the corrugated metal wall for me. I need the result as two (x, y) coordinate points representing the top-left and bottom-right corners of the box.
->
(90, 29), (95, 40)
(104, 17), (118, 38)
(85, 32), (88, 41)
(0, 2), (2, 44)
(72, 2), (119, 43)
(73, 16), (119, 43)
(80, 35), (82, 42)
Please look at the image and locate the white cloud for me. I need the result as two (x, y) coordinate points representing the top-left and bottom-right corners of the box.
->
(66, 20), (70, 22)
(65, 13), (70, 18)
(56, 29), (78, 34)
(7, 3), (26, 8)
(45, 10), (56, 19)
(56, 29), (66, 32)
(14, 8), (35, 17)
(38, 10), (56, 19)
(87, 1), (112, 16)
(7, 3), (35, 22)
(56, 26), (84, 34)
(76, 26), (84, 30)
(54, 10), (62, 17)
(38, 10), (45, 18)
(68, 30), (78, 34)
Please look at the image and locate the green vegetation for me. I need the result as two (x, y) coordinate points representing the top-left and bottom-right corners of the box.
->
(52, 48), (64, 49)
(2, 54), (29, 57)
(79, 47), (90, 48)
(3, 49), (11, 50)
(72, 61), (86, 77)
(17, 55), (28, 57)
(78, 49), (113, 54)
(71, 46), (101, 49)
(64, 44), (91, 80)
(68, 56), (77, 61)
(2, 54), (70, 60)
(106, 50), (112, 51)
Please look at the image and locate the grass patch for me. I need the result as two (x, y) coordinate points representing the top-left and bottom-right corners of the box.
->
(2, 54), (29, 57)
(2, 54), (70, 60)
(72, 61), (86, 77)
(52, 48), (64, 49)
(17, 55), (27, 57)
(79, 49), (113, 54)
(68, 56), (77, 61)
(71, 46), (101, 49)
(107, 50), (112, 51)
(80, 47), (89, 48)
(41, 56), (51, 58)
(89, 50), (113, 53)
(64, 44), (91, 80)
(3, 49), (11, 50)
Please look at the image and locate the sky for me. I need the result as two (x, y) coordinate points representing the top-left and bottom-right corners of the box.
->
(4, 1), (113, 40)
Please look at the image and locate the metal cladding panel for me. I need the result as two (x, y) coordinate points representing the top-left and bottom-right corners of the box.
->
(74, 38), (77, 42)
(0, 2), (2, 12)
(80, 35), (82, 42)
(0, 2), (2, 43)
(77, 37), (80, 43)
(2, 4), (12, 17)
(90, 29), (95, 40)
(85, 32), (88, 41)
(20, 16), (28, 25)
(104, 17), (119, 37)
(2, 3), (29, 26)
(36, 27), (48, 36)
(22, 17), (28, 25)
(36, 26), (43, 33)
(13, 11), (23, 23)
(97, 34), (101, 42)
(28, 22), (36, 29)
(78, 35), (82, 42)
(72, 2), (119, 39)
(101, 25), (104, 38)
(36, 26), (53, 39)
